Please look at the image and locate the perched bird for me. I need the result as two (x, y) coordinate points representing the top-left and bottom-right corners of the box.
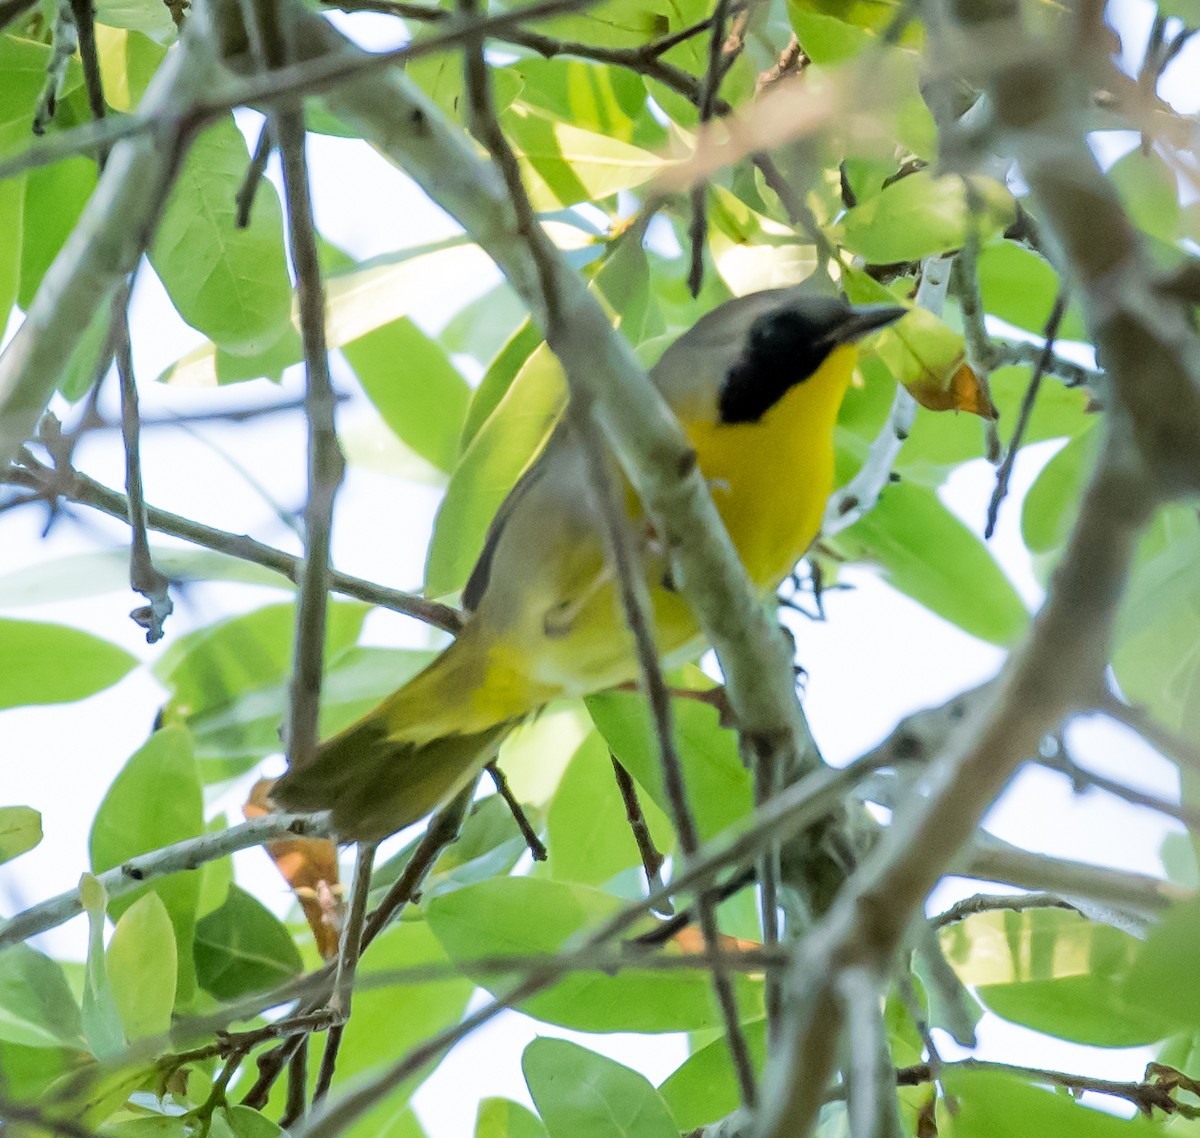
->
(273, 290), (906, 839)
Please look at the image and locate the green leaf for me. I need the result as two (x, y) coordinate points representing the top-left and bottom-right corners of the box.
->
(939, 907), (1169, 1047)
(94, 0), (178, 43)
(100, 1113), (189, 1136)
(1020, 427), (1101, 557)
(343, 317), (472, 473)
(158, 240), (494, 386)
(975, 240), (1087, 342)
(893, 365), (1092, 484)
(18, 156), (96, 310)
(424, 342), (565, 598)
(0, 1040), (80, 1100)
(406, 50), (522, 124)
(1108, 147), (1181, 245)
(943, 1069), (1159, 1138)
(427, 876), (762, 1032)
(523, 1038), (678, 1138)
(81, 874), (126, 1059)
(182, 645), (434, 779)
(0, 618), (137, 708)
(840, 173), (1014, 264)
(503, 103), (663, 210)
(507, 58), (665, 149)
(1123, 897), (1200, 1033)
(461, 318), (544, 448)
(0, 945), (83, 1049)
(541, 1), (701, 51)
(658, 1019), (767, 1131)
(219, 1106), (286, 1138)
(476, 1098), (548, 1138)
(0, 806), (41, 865)
(0, 173), (21, 321)
(1112, 505), (1200, 737)
(788, 6), (871, 62)
(549, 730), (672, 887)
(587, 690), (754, 843)
(333, 921), (477, 1089)
(149, 115), (291, 355)
(95, 28), (167, 111)
(89, 727), (203, 1002)
(107, 893), (177, 1042)
(193, 885), (302, 1000)
(155, 601), (366, 724)
(0, 37), (82, 157)
(833, 480), (1028, 645)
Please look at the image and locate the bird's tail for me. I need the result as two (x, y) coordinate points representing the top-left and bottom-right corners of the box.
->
(273, 634), (545, 840)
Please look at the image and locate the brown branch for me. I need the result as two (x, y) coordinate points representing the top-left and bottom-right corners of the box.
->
(931, 891), (1076, 928)
(611, 754), (668, 901)
(985, 288), (1068, 539)
(486, 762), (547, 862)
(361, 780), (478, 947)
(114, 291), (175, 642)
(4, 450), (461, 631)
(236, 118), (275, 228)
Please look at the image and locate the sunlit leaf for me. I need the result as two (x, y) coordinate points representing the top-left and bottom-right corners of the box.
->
(89, 727), (203, 1001)
(80, 874), (126, 1059)
(343, 317), (472, 473)
(149, 116), (291, 355)
(0, 806), (41, 865)
(107, 893), (177, 1042)
(427, 876), (763, 1032)
(940, 907), (1168, 1047)
(0, 619), (136, 709)
(840, 173), (1014, 263)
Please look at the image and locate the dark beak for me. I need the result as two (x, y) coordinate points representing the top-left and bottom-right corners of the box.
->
(836, 304), (908, 344)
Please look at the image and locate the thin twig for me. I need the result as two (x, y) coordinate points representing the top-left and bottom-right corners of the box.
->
(931, 891), (1075, 928)
(311, 1024), (345, 1105)
(114, 292), (175, 642)
(1096, 690), (1200, 774)
(985, 289), (1068, 538)
(873, 1057), (1190, 1117)
(236, 119), (275, 228)
(485, 763), (547, 862)
(1037, 745), (1200, 832)
(4, 451), (461, 631)
(330, 841), (377, 1015)
(610, 754), (669, 904)
(361, 781), (477, 948)
(687, 0), (737, 296)
(754, 741), (783, 1040)
(990, 337), (1100, 387)
(281, 1040), (310, 1128)
(0, 812), (333, 948)
(951, 196), (1001, 463)
(276, 95), (345, 772)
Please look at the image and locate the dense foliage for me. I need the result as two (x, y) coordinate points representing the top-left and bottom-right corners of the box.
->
(1, 0), (1200, 1136)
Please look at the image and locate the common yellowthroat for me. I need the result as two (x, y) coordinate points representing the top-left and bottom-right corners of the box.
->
(274, 291), (906, 839)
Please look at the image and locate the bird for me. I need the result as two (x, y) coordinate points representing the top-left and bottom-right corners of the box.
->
(272, 290), (907, 840)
